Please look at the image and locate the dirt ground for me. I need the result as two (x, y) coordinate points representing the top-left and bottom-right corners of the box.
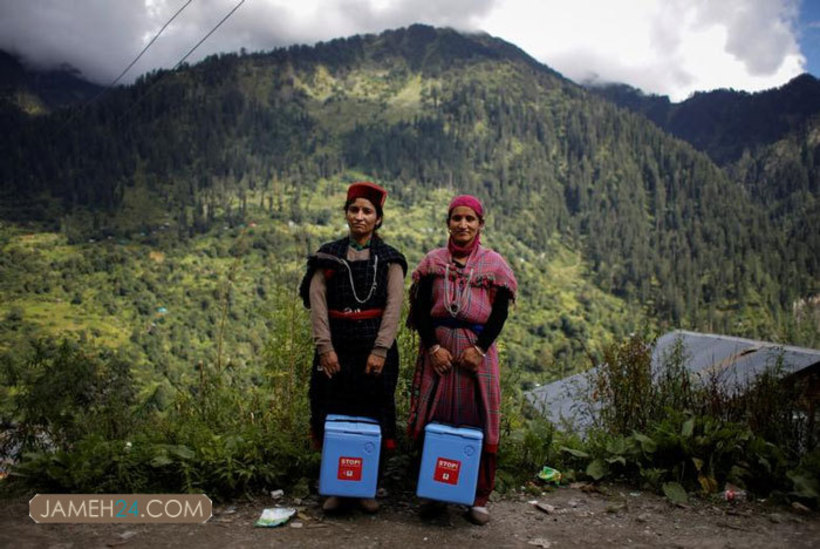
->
(1, 482), (818, 549)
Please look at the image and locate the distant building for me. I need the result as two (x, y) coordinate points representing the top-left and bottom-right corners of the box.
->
(525, 330), (820, 436)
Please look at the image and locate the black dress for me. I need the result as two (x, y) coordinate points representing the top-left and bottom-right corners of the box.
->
(299, 236), (407, 445)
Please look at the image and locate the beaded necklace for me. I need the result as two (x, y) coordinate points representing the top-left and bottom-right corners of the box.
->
(443, 261), (474, 317)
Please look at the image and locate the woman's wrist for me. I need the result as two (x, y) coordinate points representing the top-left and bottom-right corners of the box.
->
(429, 344), (441, 355)
(473, 345), (486, 357)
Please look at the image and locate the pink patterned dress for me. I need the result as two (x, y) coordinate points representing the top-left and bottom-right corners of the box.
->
(407, 245), (517, 453)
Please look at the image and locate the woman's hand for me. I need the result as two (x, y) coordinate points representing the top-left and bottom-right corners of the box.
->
(457, 346), (485, 373)
(365, 353), (385, 375)
(430, 346), (454, 376)
(319, 350), (340, 379)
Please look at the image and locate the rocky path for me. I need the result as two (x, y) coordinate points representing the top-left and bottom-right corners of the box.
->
(2, 483), (818, 548)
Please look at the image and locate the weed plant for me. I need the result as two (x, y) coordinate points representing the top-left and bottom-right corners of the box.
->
(569, 334), (819, 505)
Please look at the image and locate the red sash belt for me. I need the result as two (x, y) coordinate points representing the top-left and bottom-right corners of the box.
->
(328, 308), (384, 320)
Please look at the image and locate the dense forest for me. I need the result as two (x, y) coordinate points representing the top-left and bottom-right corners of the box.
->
(1, 24), (818, 390)
(594, 78), (820, 308)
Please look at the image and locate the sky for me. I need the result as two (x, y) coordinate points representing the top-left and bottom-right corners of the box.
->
(1, 0), (820, 102)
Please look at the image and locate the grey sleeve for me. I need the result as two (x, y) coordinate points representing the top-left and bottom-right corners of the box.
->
(309, 270), (334, 355)
(371, 262), (405, 357)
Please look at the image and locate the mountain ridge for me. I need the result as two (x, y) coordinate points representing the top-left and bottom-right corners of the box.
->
(589, 73), (820, 165)
(0, 24), (816, 382)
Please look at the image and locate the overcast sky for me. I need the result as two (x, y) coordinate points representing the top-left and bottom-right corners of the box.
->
(1, 0), (818, 102)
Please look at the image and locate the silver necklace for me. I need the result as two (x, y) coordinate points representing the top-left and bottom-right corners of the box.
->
(341, 254), (379, 304)
(443, 263), (473, 317)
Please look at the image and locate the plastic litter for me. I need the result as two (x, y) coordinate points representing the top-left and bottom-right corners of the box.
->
(533, 501), (556, 514)
(723, 483), (747, 502)
(537, 466), (562, 485)
(254, 507), (296, 528)
(792, 502), (811, 513)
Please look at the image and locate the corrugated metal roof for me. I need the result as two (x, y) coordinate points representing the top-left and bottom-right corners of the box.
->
(525, 330), (820, 431)
(526, 370), (597, 432)
(653, 330), (820, 392)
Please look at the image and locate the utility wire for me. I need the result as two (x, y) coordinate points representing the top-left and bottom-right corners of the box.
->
(115, 0), (246, 122)
(55, 0), (194, 136)
(171, 0), (246, 71)
(95, 0), (195, 101)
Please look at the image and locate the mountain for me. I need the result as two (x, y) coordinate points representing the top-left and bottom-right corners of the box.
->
(0, 50), (103, 115)
(590, 76), (820, 307)
(590, 74), (820, 167)
(0, 25), (817, 385)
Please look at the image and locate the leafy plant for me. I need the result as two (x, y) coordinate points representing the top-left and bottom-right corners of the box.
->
(573, 334), (817, 503)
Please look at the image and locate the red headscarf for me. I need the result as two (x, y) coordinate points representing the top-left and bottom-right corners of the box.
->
(448, 194), (484, 219)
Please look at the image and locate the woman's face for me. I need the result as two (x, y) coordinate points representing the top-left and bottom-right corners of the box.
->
(346, 197), (381, 242)
(448, 206), (483, 247)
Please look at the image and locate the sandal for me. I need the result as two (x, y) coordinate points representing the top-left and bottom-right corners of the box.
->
(322, 496), (342, 512)
(358, 498), (380, 514)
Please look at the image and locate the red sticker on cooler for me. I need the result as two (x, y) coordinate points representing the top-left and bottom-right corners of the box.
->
(433, 457), (461, 485)
(337, 456), (363, 481)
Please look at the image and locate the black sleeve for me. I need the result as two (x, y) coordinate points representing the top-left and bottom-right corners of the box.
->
(476, 287), (512, 351)
(415, 275), (437, 349)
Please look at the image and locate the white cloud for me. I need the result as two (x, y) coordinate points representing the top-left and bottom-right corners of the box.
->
(477, 0), (805, 100)
(0, 0), (807, 101)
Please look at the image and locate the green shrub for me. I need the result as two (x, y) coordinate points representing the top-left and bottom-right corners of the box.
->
(573, 334), (817, 504)
(2, 338), (136, 456)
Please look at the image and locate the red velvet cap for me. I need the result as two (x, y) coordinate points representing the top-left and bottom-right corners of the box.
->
(347, 181), (387, 208)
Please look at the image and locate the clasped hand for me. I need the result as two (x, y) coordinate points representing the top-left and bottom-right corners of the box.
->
(430, 346), (483, 376)
(319, 351), (385, 379)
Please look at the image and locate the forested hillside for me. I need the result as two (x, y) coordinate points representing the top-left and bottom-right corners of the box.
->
(1, 24), (817, 396)
(592, 76), (820, 337)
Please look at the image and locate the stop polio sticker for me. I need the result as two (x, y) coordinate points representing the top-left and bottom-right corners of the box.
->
(433, 457), (461, 485)
(337, 457), (363, 481)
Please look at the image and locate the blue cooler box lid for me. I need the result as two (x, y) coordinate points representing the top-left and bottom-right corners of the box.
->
(325, 414), (381, 435)
(424, 422), (483, 440)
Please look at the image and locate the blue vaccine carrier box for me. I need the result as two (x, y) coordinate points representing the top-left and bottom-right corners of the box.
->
(416, 423), (483, 505)
(319, 415), (381, 498)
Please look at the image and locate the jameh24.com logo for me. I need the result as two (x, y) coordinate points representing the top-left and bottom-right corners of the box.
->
(29, 494), (211, 523)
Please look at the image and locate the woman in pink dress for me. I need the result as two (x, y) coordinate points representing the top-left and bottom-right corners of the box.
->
(407, 194), (517, 525)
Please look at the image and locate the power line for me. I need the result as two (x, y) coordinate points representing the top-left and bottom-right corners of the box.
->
(115, 0), (247, 122)
(97, 0), (195, 98)
(59, 0), (247, 134)
(55, 0), (194, 136)
(172, 0), (246, 71)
